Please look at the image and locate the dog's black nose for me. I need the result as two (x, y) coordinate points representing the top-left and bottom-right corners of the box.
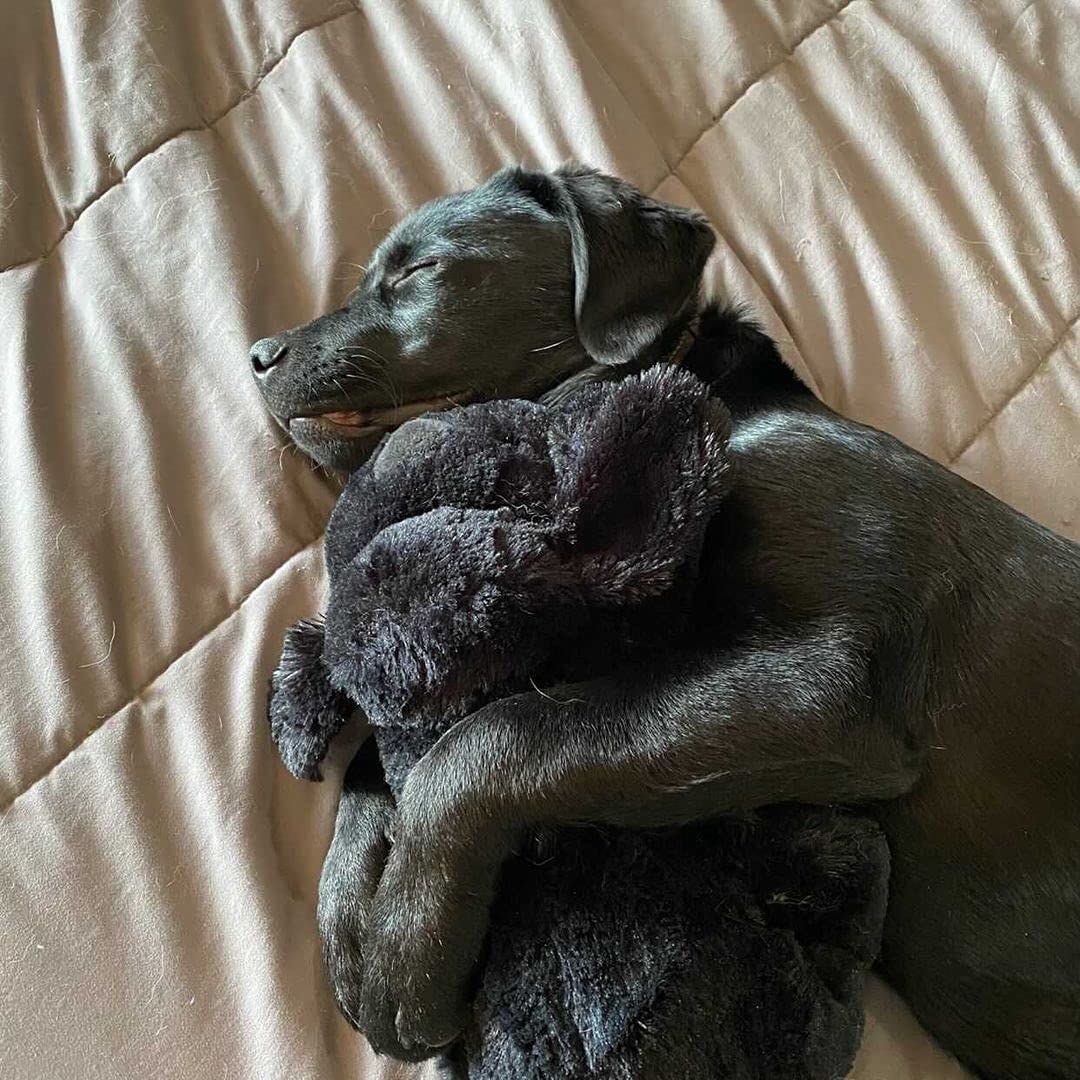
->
(250, 337), (289, 376)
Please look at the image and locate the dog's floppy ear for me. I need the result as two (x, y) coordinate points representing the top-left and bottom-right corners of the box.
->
(508, 164), (715, 366)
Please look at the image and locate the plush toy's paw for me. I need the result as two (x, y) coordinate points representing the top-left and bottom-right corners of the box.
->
(353, 829), (500, 1061)
(372, 416), (453, 478)
(268, 618), (354, 780)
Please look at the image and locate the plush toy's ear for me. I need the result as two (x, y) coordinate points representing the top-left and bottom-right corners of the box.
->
(268, 618), (355, 781)
(555, 366), (732, 599)
(506, 165), (715, 367)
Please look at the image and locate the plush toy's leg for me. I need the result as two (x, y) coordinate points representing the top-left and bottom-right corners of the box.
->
(268, 617), (355, 780)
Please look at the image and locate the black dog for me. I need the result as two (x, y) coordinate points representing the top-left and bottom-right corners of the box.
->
(252, 166), (1080, 1080)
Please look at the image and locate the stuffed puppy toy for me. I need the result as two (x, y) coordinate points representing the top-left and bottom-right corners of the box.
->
(268, 365), (891, 1079)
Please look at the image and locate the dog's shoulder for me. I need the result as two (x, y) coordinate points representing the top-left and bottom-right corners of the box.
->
(685, 304), (812, 416)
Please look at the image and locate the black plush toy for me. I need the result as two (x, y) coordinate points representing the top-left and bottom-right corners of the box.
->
(269, 365), (890, 1079)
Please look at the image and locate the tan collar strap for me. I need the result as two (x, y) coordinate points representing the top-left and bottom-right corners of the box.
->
(662, 315), (700, 368)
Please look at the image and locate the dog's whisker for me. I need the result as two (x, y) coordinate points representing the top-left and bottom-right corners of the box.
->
(340, 369), (381, 390)
(336, 344), (392, 365)
(348, 356), (402, 407)
(337, 356), (388, 381)
(529, 337), (572, 353)
(333, 349), (403, 402)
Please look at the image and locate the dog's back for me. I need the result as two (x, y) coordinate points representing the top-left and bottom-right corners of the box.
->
(692, 316), (1080, 1078)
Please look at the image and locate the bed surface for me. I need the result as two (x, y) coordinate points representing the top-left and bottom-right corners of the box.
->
(1, 1), (1076, 1077)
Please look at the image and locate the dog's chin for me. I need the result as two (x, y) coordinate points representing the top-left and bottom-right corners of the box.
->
(288, 418), (387, 472)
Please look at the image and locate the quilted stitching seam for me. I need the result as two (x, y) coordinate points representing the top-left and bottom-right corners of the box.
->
(0, 531), (325, 814)
(559, 0), (859, 191)
(0, 1), (361, 276)
(675, 166), (823, 401)
(553, 0), (676, 171)
(949, 310), (1080, 464)
(661, 0), (859, 188)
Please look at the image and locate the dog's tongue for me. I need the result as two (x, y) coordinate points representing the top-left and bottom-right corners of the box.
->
(321, 393), (472, 430)
(321, 410), (367, 427)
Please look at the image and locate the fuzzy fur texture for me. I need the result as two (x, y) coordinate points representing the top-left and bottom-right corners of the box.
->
(267, 617), (353, 781)
(269, 365), (890, 1078)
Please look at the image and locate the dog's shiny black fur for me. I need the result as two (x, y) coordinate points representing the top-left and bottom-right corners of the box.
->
(254, 167), (1080, 1080)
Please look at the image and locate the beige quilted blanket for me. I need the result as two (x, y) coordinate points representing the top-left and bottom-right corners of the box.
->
(1, 2), (1076, 1077)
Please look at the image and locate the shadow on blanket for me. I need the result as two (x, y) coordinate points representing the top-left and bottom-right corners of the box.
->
(269, 365), (890, 1079)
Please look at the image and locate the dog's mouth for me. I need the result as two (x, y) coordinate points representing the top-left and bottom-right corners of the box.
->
(289, 391), (473, 441)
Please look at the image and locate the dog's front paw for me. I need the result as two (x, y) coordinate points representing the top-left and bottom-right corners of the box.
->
(318, 743), (399, 1030)
(354, 832), (496, 1061)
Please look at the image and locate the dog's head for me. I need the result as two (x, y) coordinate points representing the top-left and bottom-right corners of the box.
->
(250, 165), (715, 470)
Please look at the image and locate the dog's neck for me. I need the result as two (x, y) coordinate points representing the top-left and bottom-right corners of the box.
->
(542, 306), (702, 406)
(633, 301), (701, 372)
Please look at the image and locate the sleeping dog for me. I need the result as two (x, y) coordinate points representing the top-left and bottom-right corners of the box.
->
(251, 166), (1080, 1080)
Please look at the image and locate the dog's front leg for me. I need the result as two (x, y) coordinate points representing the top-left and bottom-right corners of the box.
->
(354, 792), (513, 1061)
(358, 631), (922, 1057)
(406, 632), (922, 833)
(317, 737), (402, 1034)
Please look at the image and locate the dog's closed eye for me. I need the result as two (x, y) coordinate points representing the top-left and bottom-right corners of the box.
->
(391, 259), (440, 289)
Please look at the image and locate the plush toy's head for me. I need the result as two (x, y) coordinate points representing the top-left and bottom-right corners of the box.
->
(271, 365), (731, 778)
(323, 366), (730, 724)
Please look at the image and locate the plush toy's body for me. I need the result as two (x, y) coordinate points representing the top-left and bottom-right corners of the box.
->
(270, 367), (890, 1079)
